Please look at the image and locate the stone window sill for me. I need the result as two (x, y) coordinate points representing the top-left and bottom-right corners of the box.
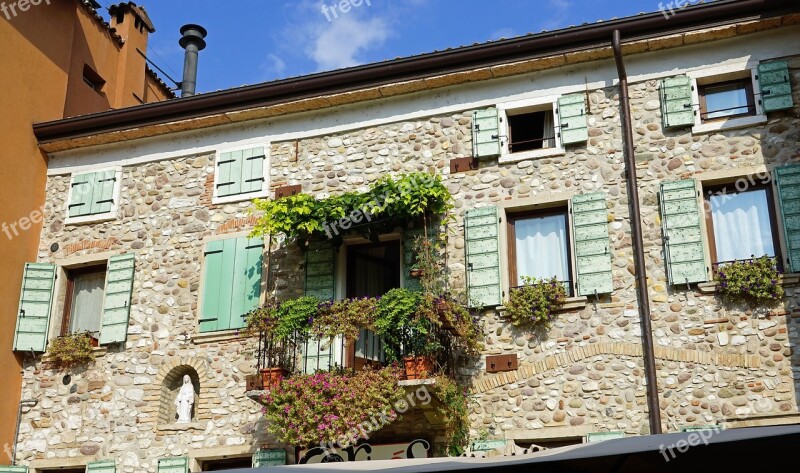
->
(498, 148), (566, 165)
(691, 114), (767, 136)
(496, 296), (588, 314)
(191, 329), (248, 345)
(41, 345), (107, 363)
(696, 273), (800, 294)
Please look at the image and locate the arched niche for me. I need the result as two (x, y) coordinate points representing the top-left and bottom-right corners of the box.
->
(158, 365), (200, 425)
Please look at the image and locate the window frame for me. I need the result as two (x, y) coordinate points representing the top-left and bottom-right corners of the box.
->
(64, 166), (123, 225)
(506, 207), (574, 296)
(688, 65), (767, 135)
(60, 264), (107, 338)
(698, 78), (756, 123)
(496, 95), (565, 164)
(211, 143), (270, 205)
(702, 181), (783, 274)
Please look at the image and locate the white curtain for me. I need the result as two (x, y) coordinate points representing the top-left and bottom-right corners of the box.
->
(710, 189), (775, 263)
(541, 111), (555, 149)
(515, 214), (569, 286)
(70, 272), (106, 334)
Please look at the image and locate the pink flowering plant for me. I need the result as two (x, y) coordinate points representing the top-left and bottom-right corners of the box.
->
(262, 367), (404, 447)
(716, 256), (784, 307)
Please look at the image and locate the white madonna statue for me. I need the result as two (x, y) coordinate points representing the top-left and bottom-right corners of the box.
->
(174, 374), (195, 424)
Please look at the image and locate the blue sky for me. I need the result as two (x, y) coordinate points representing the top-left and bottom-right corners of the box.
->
(100, 0), (665, 94)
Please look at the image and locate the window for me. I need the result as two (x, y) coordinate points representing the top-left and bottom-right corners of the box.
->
(82, 64), (106, 93)
(200, 457), (253, 471)
(61, 265), (107, 338)
(66, 169), (121, 224)
(199, 236), (264, 333)
(213, 146), (268, 204)
(507, 107), (556, 153)
(346, 241), (401, 298)
(704, 184), (781, 269)
(699, 78), (755, 122)
(507, 209), (572, 293)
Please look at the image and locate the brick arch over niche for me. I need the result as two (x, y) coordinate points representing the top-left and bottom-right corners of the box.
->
(153, 357), (215, 425)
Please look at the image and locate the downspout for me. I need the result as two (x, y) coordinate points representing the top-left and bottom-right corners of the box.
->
(11, 397), (37, 464)
(612, 29), (662, 435)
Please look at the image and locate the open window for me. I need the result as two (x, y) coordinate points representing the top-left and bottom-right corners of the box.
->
(506, 106), (556, 154)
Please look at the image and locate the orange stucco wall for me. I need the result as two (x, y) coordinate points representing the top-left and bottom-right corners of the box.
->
(0, 0), (172, 462)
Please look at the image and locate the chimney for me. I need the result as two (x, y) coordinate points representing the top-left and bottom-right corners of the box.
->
(178, 24), (207, 97)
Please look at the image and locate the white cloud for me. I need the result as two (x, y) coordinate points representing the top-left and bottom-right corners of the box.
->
(261, 53), (288, 80)
(540, 0), (573, 30)
(490, 27), (517, 41)
(309, 14), (390, 70)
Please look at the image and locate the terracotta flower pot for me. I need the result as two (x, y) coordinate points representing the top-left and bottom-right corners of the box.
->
(260, 367), (290, 390)
(402, 355), (435, 380)
(435, 301), (455, 331)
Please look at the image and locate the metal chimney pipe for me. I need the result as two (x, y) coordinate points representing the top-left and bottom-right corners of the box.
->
(178, 24), (207, 97)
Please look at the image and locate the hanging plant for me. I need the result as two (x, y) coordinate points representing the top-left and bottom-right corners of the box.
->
(48, 332), (96, 370)
(716, 256), (784, 307)
(433, 376), (471, 457)
(505, 276), (567, 329)
(313, 297), (378, 342)
(251, 172), (453, 243)
(262, 367), (404, 447)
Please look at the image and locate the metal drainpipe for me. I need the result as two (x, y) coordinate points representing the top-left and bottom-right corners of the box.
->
(612, 29), (662, 435)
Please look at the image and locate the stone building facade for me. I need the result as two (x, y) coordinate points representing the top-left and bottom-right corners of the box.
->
(7, 4), (800, 472)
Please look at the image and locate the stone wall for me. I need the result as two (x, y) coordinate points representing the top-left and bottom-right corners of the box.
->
(14, 55), (800, 470)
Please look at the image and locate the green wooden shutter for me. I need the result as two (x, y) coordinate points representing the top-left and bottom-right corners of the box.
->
(304, 241), (336, 301)
(465, 206), (502, 308)
(253, 449), (287, 467)
(157, 457), (189, 473)
(216, 150), (243, 197)
(0, 466), (28, 472)
(759, 61), (794, 112)
(200, 240), (231, 332)
(472, 108), (501, 159)
(558, 93), (588, 145)
(660, 179), (708, 285)
(660, 75), (695, 129)
(774, 165), (800, 272)
(100, 254), (135, 345)
(572, 192), (613, 296)
(230, 237), (264, 330)
(13, 263), (56, 352)
(69, 173), (94, 217)
(90, 170), (117, 215)
(87, 460), (117, 473)
(240, 147), (266, 194)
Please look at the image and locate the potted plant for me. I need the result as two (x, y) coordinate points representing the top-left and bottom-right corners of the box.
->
(48, 331), (96, 370)
(262, 367), (404, 448)
(716, 256), (784, 307)
(505, 276), (567, 329)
